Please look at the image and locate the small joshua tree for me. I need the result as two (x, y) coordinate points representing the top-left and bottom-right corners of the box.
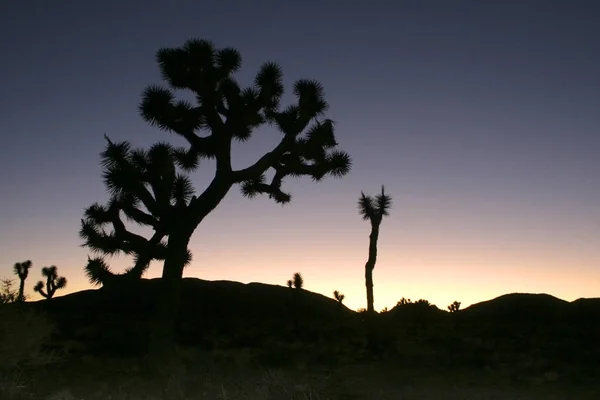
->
(333, 290), (345, 304)
(448, 300), (461, 313)
(358, 186), (392, 313)
(292, 272), (304, 290)
(13, 260), (32, 303)
(33, 266), (67, 300)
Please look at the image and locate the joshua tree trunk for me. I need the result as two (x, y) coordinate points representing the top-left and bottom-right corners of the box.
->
(151, 232), (192, 359)
(365, 224), (380, 313)
(18, 279), (25, 303)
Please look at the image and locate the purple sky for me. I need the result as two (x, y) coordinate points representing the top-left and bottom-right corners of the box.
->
(1, 0), (599, 311)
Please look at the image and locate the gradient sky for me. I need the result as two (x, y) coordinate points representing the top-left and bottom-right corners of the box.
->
(1, 0), (599, 311)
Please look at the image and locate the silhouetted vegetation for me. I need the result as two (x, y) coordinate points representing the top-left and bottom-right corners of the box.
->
(10, 281), (600, 398)
(292, 272), (304, 290)
(5, 36), (596, 400)
(333, 290), (345, 304)
(79, 136), (195, 288)
(13, 260), (32, 303)
(358, 186), (392, 313)
(415, 298), (432, 306)
(0, 279), (18, 304)
(397, 297), (412, 306)
(82, 38), (352, 351)
(33, 266), (67, 300)
(448, 300), (461, 313)
(0, 303), (56, 397)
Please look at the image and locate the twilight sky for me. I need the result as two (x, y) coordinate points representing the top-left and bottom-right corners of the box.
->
(1, 0), (599, 311)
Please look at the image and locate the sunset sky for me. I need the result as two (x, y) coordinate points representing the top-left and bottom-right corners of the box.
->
(1, 0), (599, 311)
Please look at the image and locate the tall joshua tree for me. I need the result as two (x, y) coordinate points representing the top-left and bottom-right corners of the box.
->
(33, 266), (67, 299)
(358, 186), (392, 313)
(111, 38), (351, 348)
(13, 260), (32, 302)
(80, 137), (194, 288)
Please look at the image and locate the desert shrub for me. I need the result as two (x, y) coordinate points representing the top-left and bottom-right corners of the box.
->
(0, 279), (19, 304)
(396, 297), (412, 306)
(414, 299), (431, 306)
(0, 305), (57, 395)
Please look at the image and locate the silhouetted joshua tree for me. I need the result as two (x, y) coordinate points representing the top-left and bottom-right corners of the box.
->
(333, 290), (345, 304)
(33, 266), (67, 299)
(358, 186), (392, 313)
(80, 137), (194, 288)
(292, 272), (304, 290)
(92, 38), (352, 350)
(448, 300), (461, 313)
(13, 260), (32, 302)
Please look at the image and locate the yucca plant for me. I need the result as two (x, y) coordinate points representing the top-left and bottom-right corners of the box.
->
(80, 136), (194, 288)
(33, 266), (67, 299)
(333, 290), (345, 304)
(13, 260), (32, 303)
(448, 300), (461, 313)
(135, 38), (351, 283)
(358, 186), (392, 313)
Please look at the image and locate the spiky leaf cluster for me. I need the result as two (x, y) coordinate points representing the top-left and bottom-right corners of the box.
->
(33, 265), (67, 299)
(80, 137), (194, 286)
(358, 185), (393, 225)
(13, 260), (32, 280)
(139, 38), (352, 206)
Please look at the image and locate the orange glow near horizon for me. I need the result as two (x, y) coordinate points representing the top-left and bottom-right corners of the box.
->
(6, 186), (599, 311)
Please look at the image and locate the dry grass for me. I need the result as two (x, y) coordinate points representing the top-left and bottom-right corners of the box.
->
(10, 346), (597, 400)
(0, 304), (58, 398)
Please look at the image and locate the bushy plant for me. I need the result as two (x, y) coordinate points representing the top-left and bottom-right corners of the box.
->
(0, 279), (19, 304)
(396, 297), (412, 306)
(414, 299), (431, 306)
(448, 300), (461, 313)
(292, 272), (303, 290)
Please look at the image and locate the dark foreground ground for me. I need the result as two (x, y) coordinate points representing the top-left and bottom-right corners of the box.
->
(2, 279), (600, 399)
(14, 350), (600, 400)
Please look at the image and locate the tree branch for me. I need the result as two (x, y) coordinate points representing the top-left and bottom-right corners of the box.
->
(231, 134), (296, 183)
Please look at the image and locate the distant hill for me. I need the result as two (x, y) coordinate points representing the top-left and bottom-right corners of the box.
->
(21, 283), (600, 353)
(32, 277), (352, 319)
(25, 278), (355, 352)
(461, 293), (570, 319)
